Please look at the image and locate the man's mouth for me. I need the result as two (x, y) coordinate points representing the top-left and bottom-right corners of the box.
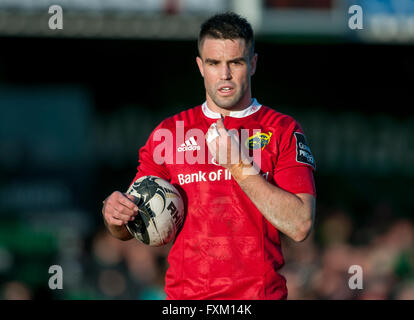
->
(218, 85), (235, 95)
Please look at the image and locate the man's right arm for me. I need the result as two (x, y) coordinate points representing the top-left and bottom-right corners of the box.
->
(102, 191), (139, 241)
(102, 120), (171, 241)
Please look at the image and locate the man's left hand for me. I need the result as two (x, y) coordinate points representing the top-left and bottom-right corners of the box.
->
(205, 118), (257, 180)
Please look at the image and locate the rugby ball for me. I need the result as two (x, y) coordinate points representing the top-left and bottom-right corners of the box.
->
(125, 176), (185, 246)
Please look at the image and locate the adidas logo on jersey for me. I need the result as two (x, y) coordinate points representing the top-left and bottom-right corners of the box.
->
(177, 137), (201, 152)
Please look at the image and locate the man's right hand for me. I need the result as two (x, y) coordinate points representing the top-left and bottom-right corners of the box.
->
(102, 191), (139, 240)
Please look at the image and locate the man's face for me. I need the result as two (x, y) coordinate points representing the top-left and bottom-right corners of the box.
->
(196, 37), (257, 111)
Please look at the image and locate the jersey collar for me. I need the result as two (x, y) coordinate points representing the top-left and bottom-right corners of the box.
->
(201, 98), (262, 119)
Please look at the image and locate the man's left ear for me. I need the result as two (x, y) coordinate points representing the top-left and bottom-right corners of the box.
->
(250, 53), (258, 76)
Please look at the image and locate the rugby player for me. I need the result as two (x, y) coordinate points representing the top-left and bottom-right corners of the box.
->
(102, 12), (316, 300)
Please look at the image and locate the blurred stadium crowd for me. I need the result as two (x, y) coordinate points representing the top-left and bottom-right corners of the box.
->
(282, 205), (414, 299)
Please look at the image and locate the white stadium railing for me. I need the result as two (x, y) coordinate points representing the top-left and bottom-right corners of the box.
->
(0, 0), (413, 43)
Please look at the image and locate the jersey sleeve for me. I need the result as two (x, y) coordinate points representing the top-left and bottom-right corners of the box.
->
(130, 121), (171, 186)
(273, 118), (316, 196)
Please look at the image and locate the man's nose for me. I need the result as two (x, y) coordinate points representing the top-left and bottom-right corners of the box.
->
(220, 64), (232, 80)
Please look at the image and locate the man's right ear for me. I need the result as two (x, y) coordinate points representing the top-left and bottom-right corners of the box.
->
(196, 56), (204, 78)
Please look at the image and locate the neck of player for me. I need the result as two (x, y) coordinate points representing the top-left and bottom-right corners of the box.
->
(206, 93), (253, 116)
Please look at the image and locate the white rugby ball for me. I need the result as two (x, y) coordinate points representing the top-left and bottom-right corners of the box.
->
(125, 176), (185, 246)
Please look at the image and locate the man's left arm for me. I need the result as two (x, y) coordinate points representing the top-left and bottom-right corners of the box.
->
(232, 164), (315, 242)
(206, 118), (315, 242)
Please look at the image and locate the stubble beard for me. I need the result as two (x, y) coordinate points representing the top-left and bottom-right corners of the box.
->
(208, 85), (246, 111)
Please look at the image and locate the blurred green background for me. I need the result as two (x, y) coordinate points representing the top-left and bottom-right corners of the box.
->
(1, 0), (414, 300)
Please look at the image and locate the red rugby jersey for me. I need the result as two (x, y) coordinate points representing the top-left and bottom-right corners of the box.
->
(131, 99), (316, 300)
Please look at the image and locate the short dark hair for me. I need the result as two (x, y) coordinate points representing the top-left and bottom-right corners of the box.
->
(198, 12), (255, 58)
